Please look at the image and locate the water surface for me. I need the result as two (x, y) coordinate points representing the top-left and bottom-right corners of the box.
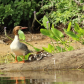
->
(0, 70), (84, 84)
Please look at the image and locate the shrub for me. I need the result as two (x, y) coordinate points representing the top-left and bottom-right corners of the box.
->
(0, 0), (39, 26)
(37, 0), (84, 27)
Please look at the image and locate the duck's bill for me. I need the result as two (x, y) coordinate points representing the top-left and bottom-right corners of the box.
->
(21, 27), (28, 29)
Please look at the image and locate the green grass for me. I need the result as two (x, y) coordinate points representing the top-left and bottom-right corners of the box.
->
(0, 53), (14, 64)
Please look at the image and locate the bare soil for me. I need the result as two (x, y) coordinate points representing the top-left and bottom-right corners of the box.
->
(0, 33), (84, 56)
(0, 33), (51, 56)
(1, 33), (84, 71)
(0, 33), (83, 64)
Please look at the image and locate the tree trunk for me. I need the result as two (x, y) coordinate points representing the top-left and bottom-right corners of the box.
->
(0, 48), (84, 71)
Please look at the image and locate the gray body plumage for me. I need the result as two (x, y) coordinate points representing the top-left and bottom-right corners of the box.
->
(10, 35), (30, 56)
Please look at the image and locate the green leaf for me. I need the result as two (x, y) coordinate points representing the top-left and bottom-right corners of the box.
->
(67, 22), (71, 31)
(67, 46), (74, 51)
(17, 56), (23, 61)
(11, 54), (26, 62)
(42, 16), (50, 28)
(25, 53), (31, 60)
(51, 28), (64, 40)
(62, 48), (66, 52)
(74, 23), (80, 33)
(40, 29), (57, 40)
(1, 0), (7, 4)
(11, 53), (31, 61)
(40, 29), (50, 36)
(42, 44), (54, 53)
(79, 28), (84, 35)
(64, 29), (78, 40)
(48, 44), (54, 52)
(11, 53), (15, 59)
(18, 30), (25, 40)
(74, 23), (84, 35)
(49, 32), (57, 40)
(42, 47), (50, 52)
(34, 47), (41, 52)
(56, 46), (66, 52)
(51, 24), (54, 28)
(11, 55), (23, 62)
(56, 46), (62, 52)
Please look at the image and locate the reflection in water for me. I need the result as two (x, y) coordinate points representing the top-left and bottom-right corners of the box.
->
(0, 77), (26, 84)
(0, 70), (84, 84)
(0, 77), (71, 84)
(10, 77), (26, 84)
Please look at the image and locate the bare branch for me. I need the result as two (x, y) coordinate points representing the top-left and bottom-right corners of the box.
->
(74, 0), (84, 6)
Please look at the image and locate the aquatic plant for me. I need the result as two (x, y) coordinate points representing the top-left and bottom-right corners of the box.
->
(35, 15), (74, 53)
(34, 13), (84, 53)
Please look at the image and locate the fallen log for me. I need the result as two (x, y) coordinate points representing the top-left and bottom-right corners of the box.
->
(0, 48), (84, 71)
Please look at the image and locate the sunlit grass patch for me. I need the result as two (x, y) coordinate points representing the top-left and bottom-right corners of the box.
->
(0, 72), (5, 75)
(0, 53), (14, 64)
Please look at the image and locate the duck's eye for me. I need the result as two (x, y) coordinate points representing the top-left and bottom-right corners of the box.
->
(16, 30), (18, 32)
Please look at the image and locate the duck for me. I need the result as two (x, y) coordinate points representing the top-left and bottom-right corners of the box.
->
(10, 26), (30, 63)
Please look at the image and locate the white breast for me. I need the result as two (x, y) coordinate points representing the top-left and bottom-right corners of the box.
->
(10, 35), (26, 56)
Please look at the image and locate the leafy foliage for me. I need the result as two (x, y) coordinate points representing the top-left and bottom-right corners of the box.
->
(18, 29), (41, 52)
(40, 16), (74, 53)
(39, 15), (84, 53)
(37, 0), (84, 27)
(11, 53), (31, 62)
(0, 0), (38, 26)
(42, 44), (54, 53)
(65, 22), (84, 44)
(51, 28), (64, 39)
(18, 30), (25, 40)
(42, 16), (50, 29)
(0, 0), (84, 29)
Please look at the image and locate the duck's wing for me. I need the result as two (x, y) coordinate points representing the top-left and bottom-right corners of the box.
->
(19, 43), (30, 54)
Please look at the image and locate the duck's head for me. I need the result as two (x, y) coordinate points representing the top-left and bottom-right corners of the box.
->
(13, 26), (28, 35)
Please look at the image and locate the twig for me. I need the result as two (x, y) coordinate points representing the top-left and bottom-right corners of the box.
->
(74, 0), (84, 6)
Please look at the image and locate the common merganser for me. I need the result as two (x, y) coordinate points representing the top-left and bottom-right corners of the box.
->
(10, 26), (30, 63)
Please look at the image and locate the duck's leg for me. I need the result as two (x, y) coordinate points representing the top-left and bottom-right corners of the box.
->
(12, 56), (18, 63)
(15, 56), (18, 62)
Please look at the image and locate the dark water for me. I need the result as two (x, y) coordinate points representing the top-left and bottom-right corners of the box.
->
(0, 70), (84, 84)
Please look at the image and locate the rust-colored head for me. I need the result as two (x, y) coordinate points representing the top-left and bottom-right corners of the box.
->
(13, 26), (28, 35)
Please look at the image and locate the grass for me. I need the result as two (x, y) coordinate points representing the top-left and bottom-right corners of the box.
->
(0, 53), (14, 64)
